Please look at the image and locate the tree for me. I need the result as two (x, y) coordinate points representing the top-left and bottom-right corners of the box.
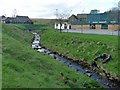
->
(104, 4), (120, 32)
(55, 9), (72, 32)
(109, 1), (120, 31)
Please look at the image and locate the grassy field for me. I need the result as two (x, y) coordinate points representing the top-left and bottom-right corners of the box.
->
(36, 28), (119, 79)
(2, 24), (104, 88)
(31, 18), (55, 25)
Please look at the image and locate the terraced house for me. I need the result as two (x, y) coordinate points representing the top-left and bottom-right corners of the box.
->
(69, 9), (120, 30)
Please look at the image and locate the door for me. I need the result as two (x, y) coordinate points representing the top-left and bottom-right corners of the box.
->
(90, 24), (96, 29)
(101, 24), (108, 29)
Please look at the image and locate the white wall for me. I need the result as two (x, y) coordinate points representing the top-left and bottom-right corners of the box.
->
(54, 23), (71, 30)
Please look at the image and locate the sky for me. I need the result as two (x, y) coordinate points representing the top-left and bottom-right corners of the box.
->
(0, 0), (120, 18)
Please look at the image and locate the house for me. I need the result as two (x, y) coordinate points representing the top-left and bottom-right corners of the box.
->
(68, 9), (119, 30)
(68, 14), (78, 23)
(54, 19), (71, 30)
(0, 15), (7, 23)
(4, 16), (33, 24)
(54, 22), (71, 30)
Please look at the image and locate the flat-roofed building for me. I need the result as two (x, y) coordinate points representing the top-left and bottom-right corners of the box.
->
(69, 9), (119, 30)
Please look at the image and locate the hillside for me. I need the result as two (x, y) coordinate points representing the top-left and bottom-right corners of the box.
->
(2, 24), (103, 88)
(31, 18), (55, 25)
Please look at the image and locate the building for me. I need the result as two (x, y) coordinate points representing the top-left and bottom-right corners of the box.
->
(69, 10), (119, 30)
(4, 16), (33, 24)
(54, 19), (71, 30)
(0, 15), (7, 23)
(54, 23), (71, 30)
(68, 14), (78, 22)
(90, 9), (100, 14)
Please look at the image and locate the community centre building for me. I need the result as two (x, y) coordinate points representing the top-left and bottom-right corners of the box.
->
(68, 9), (119, 30)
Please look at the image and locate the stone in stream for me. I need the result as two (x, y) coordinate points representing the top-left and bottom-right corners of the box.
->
(86, 73), (92, 77)
(85, 70), (91, 73)
(49, 54), (54, 57)
(32, 44), (36, 48)
(53, 55), (57, 59)
(69, 64), (73, 68)
(106, 83), (111, 87)
(32, 44), (41, 49)
(47, 51), (52, 55)
(76, 69), (79, 72)
(32, 41), (39, 44)
(92, 67), (96, 71)
(35, 38), (40, 41)
(37, 46), (42, 49)
(44, 49), (49, 53)
(37, 49), (45, 52)
(69, 62), (71, 65)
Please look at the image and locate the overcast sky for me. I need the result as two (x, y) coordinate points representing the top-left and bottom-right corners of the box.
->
(0, 0), (119, 18)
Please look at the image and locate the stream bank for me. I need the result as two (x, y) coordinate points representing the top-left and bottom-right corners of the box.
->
(31, 31), (119, 89)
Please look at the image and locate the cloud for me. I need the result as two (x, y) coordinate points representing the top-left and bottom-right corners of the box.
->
(0, 0), (119, 18)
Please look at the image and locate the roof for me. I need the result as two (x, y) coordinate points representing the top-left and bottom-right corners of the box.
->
(5, 15), (33, 24)
(69, 11), (119, 25)
(69, 14), (78, 19)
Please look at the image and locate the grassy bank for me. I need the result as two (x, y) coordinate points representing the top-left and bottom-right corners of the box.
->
(2, 24), (104, 88)
(36, 28), (119, 79)
(0, 23), (2, 89)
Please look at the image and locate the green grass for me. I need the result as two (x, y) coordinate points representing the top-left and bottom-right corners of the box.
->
(31, 19), (55, 25)
(0, 23), (2, 89)
(2, 24), (104, 88)
(36, 28), (119, 79)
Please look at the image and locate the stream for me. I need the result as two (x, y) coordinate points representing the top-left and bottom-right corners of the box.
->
(31, 31), (118, 89)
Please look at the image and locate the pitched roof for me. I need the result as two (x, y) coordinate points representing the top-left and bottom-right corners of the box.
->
(5, 16), (33, 24)
(70, 14), (78, 19)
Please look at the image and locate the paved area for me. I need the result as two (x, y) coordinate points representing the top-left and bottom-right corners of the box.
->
(62, 29), (119, 36)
